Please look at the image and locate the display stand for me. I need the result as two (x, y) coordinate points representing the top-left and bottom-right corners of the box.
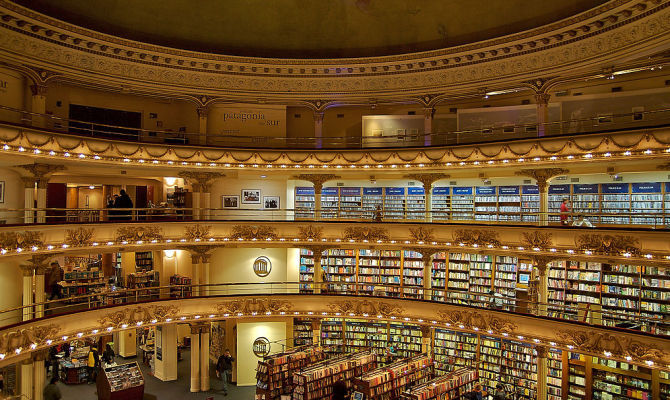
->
(352, 354), (433, 400)
(96, 362), (145, 400)
(400, 368), (477, 400)
(255, 345), (328, 400)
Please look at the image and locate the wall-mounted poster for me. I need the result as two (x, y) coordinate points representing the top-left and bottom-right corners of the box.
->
(241, 189), (261, 204)
(222, 195), (239, 209)
(263, 196), (280, 210)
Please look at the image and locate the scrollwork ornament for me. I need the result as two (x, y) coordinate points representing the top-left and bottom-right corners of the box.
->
(215, 298), (293, 315)
(521, 231), (553, 249)
(409, 226), (434, 243)
(575, 234), (640, 256)
(453, 229), (500, 247)
(298, 225), (323, 241)
(98, 305), (179, 328)
(0, 324), (60, 356)
(184, 225), (212, 241)
(230, 225), (278, 240)
(115, 226), (163, 242)
(65, 227), (94, 247)
(343, 226), (389, 242)
(327, 300), (404, 319)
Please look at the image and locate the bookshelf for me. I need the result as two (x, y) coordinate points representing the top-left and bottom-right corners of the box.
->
(256, 346), (328, 400)
(295, 187), (316, 219)
(433, 329), (477, 375)
(340, 187), (363, 219)
(478, 335), (501, 394)
(402, 250), (424, 299)
(344, 320), (388, 357)
(660, 370), (670, 399)
(601, 183), (631, 225)
(292, 351), (377, 400)
(389, 323), (422, 359)
(299, 248), (315, 294)
(631, 182), (663, 225)
(567, 353), (587, 400)
(134, 251), (153, 273)
(497, 185), (522, 222)
(548, 184), (570, 223)
(293, 319), (314, 346)
(431, 252), (447, 302)
(446, 252), (470, 304)
(358, 249), (382, 295)
(494, 256), (518, 302)
(61, 267), (105, 300)
(431, 187), (450, 221)
(547, 348), (563, 400)
(323, 249), (357, 294)
(521, 185), (540, 222)
(406, 187), (426, 220)
(168, 275), (192, 298)
(126, 270), (159, 292)
(572, 184), (601, 223)
(665, 182), (670, 226)
(474, 186), (497, 222)
(320, 319), (344, 354)
(451, 187), (474, 221)
(362, 187), (384, 220)
(401, 368), (477, 400)
(639, 265), (670, 335)
(384, 187), (406, 220)
(352, 354), (433, 400)
(321, 187), (339, 219)
(500, 339), (537, 399)
(380, 250), (402, 297)
(468, 253), (493, 305)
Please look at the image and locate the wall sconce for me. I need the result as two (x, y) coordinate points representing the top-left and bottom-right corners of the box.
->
(164, 177), (177, 186)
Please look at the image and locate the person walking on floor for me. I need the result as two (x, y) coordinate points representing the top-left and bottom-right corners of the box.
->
(87, 346), (100, 384)
(216, 349), (235, 396)
(493, 383), (507, 400)
(43, 376), (62, 400)
(47, 261), (64, 300)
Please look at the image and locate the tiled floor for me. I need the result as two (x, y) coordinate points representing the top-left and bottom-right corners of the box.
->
(47, 349), (254, 400)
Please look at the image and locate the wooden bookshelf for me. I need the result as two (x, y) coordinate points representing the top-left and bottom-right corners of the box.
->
(352, 354), (433, 400)
(400, 368), (477, 400)
(255, 346), (328, 400)
(169, 274), (192, 298)
(292, 350), (377, 400)
(134, 251), (153, 272)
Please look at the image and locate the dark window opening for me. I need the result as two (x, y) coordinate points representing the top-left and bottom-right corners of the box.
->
(68, 104), (142, 141)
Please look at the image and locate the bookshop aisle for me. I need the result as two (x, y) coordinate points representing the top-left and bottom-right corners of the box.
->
(49, 349), (253, 400)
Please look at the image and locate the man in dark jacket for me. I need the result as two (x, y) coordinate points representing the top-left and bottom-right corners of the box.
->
(332, 378), (348, 400)
(43, 376), (62, 400)
(114, 190), (134, 220)
(215, 349), (234, 395)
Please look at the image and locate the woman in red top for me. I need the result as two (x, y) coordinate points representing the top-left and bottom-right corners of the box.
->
(560, 197), (571, 226)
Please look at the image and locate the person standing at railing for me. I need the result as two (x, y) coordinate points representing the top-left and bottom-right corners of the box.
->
(560, 197), (572, 226)
(113, 190), (134, 221)
(572, 214), (594, 227)
(47, 261), (64, 300)
(373, 204), (383, 222)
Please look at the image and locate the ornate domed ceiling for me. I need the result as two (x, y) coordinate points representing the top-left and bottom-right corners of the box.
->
(13, 0), (607, 58)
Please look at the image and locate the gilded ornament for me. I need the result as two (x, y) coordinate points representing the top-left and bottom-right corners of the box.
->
(326, 300), (404, 319)
(452, 229), (500, 247)
(409, 226), (435, 243)
(515, 168), (569, 191)
(343, 226), (389, 242)
(436, 309), (517, 334)
(115, 226), (163, 242)
(0, 231), (44, 250)
(298, 225), (323, 241)
(292, 174), (340, 192)
(575, 234), (640, 255)
(230, 225), (277, 240)
(0, 324), (60, 355)
(521, 231), (553, 249)
(98, 305), (179, 328)
(556, 330), (664, 361)
(177, 171), (225, 192)
(215, 298), (293, 314)
(184, 225), (212, 241)
(65, 227), (94, 247)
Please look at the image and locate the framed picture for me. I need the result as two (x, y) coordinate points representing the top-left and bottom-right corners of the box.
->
(0, 181), (4, 203)
(241, 189), (261, 204)
(263, 196), (280, 210)
(222, 195), (240, 209)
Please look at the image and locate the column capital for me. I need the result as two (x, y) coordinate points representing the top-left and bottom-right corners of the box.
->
(181, 245), (218, 260)
(20, 264), (36, 277)
(21, 176), (38, 189)
(534, 92), (551, 105)
(422, 107), (436, 119)
(32, 349), (49, 362)
(531, 256), (562, 276)
(313, 111), (325, 123)
(178, 171), (225, 193)
(189, 322), (210, 334)
(16, 163), (66, 187)
(293, 174), (340, 194)
(30, 83), (48, 97)
(196, 106), (208, 118)
(303, 245), (337, 263)
(404, 173), (450, 193)
(515, 168), (569, 192)
(201, 254), (211, 264)
(535, 345), (549, 358)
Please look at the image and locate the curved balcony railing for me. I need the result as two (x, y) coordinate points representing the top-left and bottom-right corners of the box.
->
(2, 282), (665, 336)
(3, 105), (670, 149)
(2, 206), (669, 229)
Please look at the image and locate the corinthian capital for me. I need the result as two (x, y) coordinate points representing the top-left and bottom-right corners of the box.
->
(293, 174), (340, 193)
(515, 168), (568, 192)
(178, 171), (225, 193)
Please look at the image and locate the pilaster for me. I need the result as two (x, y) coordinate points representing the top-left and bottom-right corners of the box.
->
(293, 174), (340, 219)
(534, 92), (551, 137)
(423, 107), (435, 146)
(314, 111), (324, 149)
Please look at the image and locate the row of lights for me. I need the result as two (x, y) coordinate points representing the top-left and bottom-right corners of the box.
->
(3, 144), (668, 170)
(1, 236), (667, 262)
(0, 309), (660, 368)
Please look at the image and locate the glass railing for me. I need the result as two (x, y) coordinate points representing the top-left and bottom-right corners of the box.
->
(0, 282), (665, 338)
(2, 105), (670, 149)
(1, 206), (668, 228)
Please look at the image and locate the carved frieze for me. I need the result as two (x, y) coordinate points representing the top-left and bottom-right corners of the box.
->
(575, 234), (641, 255)
(98, 305), (180, 328)
(436, 310), (517, 334)
(327, 300), (404, 319)
(556, 330), (665, 362)
(0, 324), (60, 355)
(184, 225), (212, 241)
(65, 227), (94, 247)
(0, 231), (44, 250)
(115, 226), (163, 242)
(215, 298), (293, 315)
(452, 229), (500, 247)
(298, 225), (323, 241)
(292, 174), (340, 193)
(409, 227), (434, 243)
(521, 231), (553, 249)
(343, 226), (389, 242)
(230, 225), (278, 240)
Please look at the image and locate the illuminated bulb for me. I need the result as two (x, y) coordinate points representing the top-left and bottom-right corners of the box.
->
(106, 327), (113, 332)
(625, 356), (632, 361)
(107, 242), (113, 245)
(49, 151), (56, 156)
(194, 315), (201, 319)
(34, 149), (41, 154)
(165, 318), (172, 322)
(46, 340), (53, 345)
(2, 145), (8, 150)
(567, 345), (574, 349)
(121, 324), (128, 329)
(18, 146), (24, 152)
(502, 333), (508, 337)
(623, 151), (631, 156)
(76, 332), (83, 337)
(180, 316), (187, 320)
(62, 336), (69, 341)
(517, 336), (524, 340)
(645, 254), (653, 259)
(603, 351), (611, 357)
(78, 154), (86, 159)
(644, 149), (652, 154)
(94, 155), (101, 160)
(550, 156), (557, 160)
(123, 158), (130, 162)
(150, 319), (157, 324)
(30, 343), (37, 349)
(92, 330), (99, 334)
(533, 339), (540, 343)
(15, 348), (21, 354)
(0, 354), (4, 360)
(584, 153), (593, 158)
(646, 360), (654, 366)
(487, 330), (493, 334)
(209, 315), (215, 318)
(567, 155), (574, 159)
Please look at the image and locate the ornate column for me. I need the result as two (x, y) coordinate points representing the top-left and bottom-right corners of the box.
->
(20, 264), (35, 321)
(420, 326), (432, 355)
(179, 172), (225, 221)
(531, 256), (556, 318)
(535, 92), (551, 137)
(197, 106), (208, 146)
(20, 358), (34, 400)
(423, 107), (435, 146)
(30, 83), (48, 128)
(408, 247), (440, 301)
(191, 253), (201, 297)
(314, 111), (324, 149)
(303, 245), (334, 294)
(22, 177), (36, 224)
(293, 174), (340, 220)
(200, 323), (211, 392)
(535, 345), (549, 400)
(17, 164), (66, 224)
(405, 173), (449, 222)
(33, 350), (48, 400)
(201, 254), (211, 297)
(516, 168), (568, 226)
(189, 324), (201, 392)
(34, 264), (47, 318)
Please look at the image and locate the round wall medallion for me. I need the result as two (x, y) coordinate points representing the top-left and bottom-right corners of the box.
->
(253, 337), (271, 357)
(253, 256), (272, 277)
